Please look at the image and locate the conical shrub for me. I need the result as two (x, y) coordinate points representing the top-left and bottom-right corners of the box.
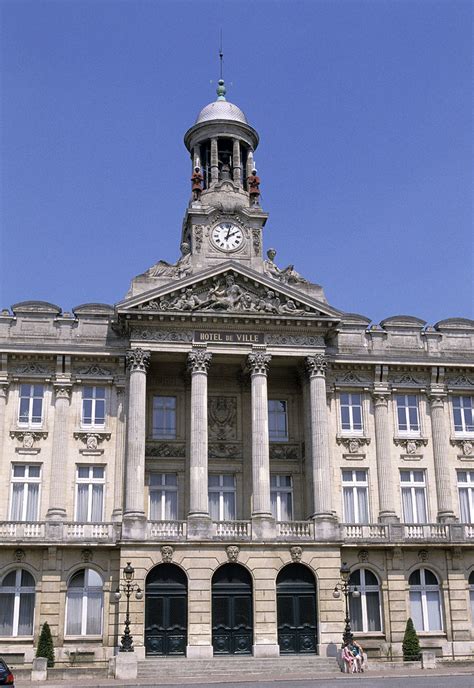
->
(402, 617), (421, 661)
(36, 621), (55, 667)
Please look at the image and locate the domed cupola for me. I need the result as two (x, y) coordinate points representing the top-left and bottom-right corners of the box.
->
(184, 80), (260, 210)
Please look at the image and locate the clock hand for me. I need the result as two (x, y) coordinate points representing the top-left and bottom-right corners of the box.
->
(227, 231), (240, 239)
(225, 226), (232, 240)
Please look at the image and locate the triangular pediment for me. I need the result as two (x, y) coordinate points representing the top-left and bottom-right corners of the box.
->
(116, 262), (342, 321)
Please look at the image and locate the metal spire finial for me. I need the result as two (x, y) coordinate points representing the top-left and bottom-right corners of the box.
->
(216, 32), (227, 101)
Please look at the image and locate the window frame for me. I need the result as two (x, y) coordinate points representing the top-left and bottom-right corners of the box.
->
(409, 568), (443, 632)
(349, 568), (383, 633)
(268, 399), (289, 442)
(457, 470), (474, 523)
(151, 395), (177, 440)
(270, 474), (293, 521)
(452, 396), (474, 435)
(74, 465), (105, 522)
(9, 464), (41, 522)
(18, 384), (44, 427)
(65, 568), (104, 637)
(81, 386), (106, 428)
(395, 394), (421, 436)
(342, 469), (370, 524)
(0, 568), (35, 637)
(148, 472), (178, 520)
(339, 392), (364, 435)
(400, 469), (428, 524)
(208, 474), (236, 521)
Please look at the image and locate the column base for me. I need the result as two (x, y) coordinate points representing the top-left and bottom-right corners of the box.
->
(378, 511), (400, 524)
(186, 644), (213, 658)
(122, 514), (147, 540)
(46, 508), (66, 521)
(437, 511), (457, 523)
(252, 643), (279, 658)
(251, 515), (276, 540)
(187, 515), (212, 539)
(313, 514), (339, 540)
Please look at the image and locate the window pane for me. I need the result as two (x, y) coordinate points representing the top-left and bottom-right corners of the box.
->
(149, 491), (161, 520)
(341, 406), (351, 430)
(222, 475), (235, 487)
(366, 591), (381, 631)
(66, 592), (83, 634)
(409, 570), (421, 585)
(28, 465), (40, 478)
(31, 398), (43, 423)
(18, 593), (35, 635)
(86, 592), (103, 634)
(209, 492), (220, 520)
(0, 593), (15, 636)
(222, 491), (235, 520)
(25, 484), (39, 521)
(92, 467), (104, 479)
(164, 491), (177, 520)
(78, 466), (89, 479)
(409, 590), (424, 631)
(13, 465), (25, 478)
(76, 485), (89, 521)
(208, 475), (220, 487)
(90, 485), (103, 522)
(349, 594), (363, 631)
(82, 399), (93, 424)
(424, 569), (438, 586)
(18, 398), (30, 423)
(426, 591), (442, 630)
(11, 484), (24, 521)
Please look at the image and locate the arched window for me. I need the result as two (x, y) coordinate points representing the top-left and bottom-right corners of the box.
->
(409, 568), (442, 631)
(0, 569), (35, 636)
(66, 569), (103, 636)
(348, 568), (382, 632)
(469, 571), (474, 627)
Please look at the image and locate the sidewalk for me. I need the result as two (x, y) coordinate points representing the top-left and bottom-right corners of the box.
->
(15, 663), (474, 688)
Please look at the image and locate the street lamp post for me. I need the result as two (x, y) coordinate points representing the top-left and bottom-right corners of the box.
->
(332, 561), (360, 644)
(114, 562), (143, 652)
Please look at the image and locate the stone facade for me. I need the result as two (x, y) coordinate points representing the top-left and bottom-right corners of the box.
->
(1, 83), (473, 666)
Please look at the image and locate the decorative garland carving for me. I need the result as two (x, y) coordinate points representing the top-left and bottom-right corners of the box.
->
(450, 439), (474, 457)
(74, 432), (111, 450)
(187, 348), (212, 374)
(10, 430), (48, 448)
(15, 362), (51, 375)
(130, 328), (193, 343)
(208, 443), (241, 459)
(247, 351), (271, 375)
(447, 374), (474, 388)
(75, 364), (112, 377)
(266, 334), (325, 347)
(305, 354), (327, 377)
(146, 442), (186, 458)
(336, 436), (371, 453)
(394, 438), (428, 454)
(270, 444), (300, 460)
(126, 348), (151, 373)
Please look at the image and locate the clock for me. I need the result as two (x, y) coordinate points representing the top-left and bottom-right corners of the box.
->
(211, 222), (244, 251)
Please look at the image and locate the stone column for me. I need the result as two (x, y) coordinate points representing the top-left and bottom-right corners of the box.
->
(373, 392), (398, 522)
(247, 349), (274, 538)
(429, 393), (455, 522)
(46, 385), (71, 520)
(0, 384), (9, 481)
(112, 386), (126, 522)
(232, 139), (241, 185)
(193, 144), (201, 169)
(210, 138), (219, 185)
(306, 355), (336, 535)
(187, 346), (212, 537)
(123, 349), (150, 537)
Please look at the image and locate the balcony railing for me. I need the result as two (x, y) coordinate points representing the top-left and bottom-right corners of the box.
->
(0, 520), (473, 544)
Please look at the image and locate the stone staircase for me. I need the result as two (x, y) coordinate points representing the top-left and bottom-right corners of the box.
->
(138, 655), (340, 680)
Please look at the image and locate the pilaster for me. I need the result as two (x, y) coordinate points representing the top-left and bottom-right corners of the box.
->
(373, 390), (398, 523)
(46, 384), (72, 520)
(429, 389), (456, 522)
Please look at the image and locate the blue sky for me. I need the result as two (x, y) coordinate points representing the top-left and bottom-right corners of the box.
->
(1, 0), (472, 324)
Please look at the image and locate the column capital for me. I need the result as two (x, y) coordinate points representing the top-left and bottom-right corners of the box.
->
(428, 391), (447, 408)
(187, 346), (212, 374)
(247, 349), (271, 376)
(372, 391), (390, 407)
(126, 348), (151, 373)
(54, 384), (72, 400)
(305, 353), (327, 378)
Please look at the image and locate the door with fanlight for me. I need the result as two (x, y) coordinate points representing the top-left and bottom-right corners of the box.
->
(277, 564), (317, 654)
(144, 564), (187, 656)
(212, 564), (253, 655)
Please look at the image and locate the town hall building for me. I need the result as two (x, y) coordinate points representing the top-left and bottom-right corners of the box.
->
(0, 80), (473, 668)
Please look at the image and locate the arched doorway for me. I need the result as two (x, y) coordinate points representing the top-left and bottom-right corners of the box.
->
(144, 563), (187, 656)
(212, 563), (253, 655)
(276, 563), (317, 654)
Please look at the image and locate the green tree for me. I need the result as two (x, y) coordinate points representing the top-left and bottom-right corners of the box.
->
(36, 621), (55, 667)
(402, 617), (421, 661)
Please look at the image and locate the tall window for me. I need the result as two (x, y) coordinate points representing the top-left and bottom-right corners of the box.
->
(81, 386), (106, 427)
(396, 394), (420, 434)
(208, 475), (236, 521)
(400, 470), (427, 523)
(458, 471), (474, 523)
(340, 393), (363, 433)
(149, 473), (178, 520)
(268, 400), (288, 441)
(0, 569), (35, 637)
(75, 466), (104, 522)
(270, 475), (293, 521)
(152, 396), (176, 439)
(66, 569), (103, 636)
(409, 568), (442, 631)
(18, 384), (44, 426)
(452, 396), (474, 434)
(342, 469), (369, 523)
(10, 464), (41, 521)
(469, 572), (474, 628)
(349, 568), (382, 632)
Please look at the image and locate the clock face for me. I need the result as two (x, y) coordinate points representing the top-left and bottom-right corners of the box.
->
(211, 222), (244, 251)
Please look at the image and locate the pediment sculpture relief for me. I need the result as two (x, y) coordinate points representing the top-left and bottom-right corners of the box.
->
(138, 274), (313, 317)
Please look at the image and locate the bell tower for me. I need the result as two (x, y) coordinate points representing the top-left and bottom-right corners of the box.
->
(181, 80), (268, 272)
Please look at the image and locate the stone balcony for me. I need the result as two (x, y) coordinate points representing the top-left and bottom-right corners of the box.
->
(0, 520), (473, 545)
